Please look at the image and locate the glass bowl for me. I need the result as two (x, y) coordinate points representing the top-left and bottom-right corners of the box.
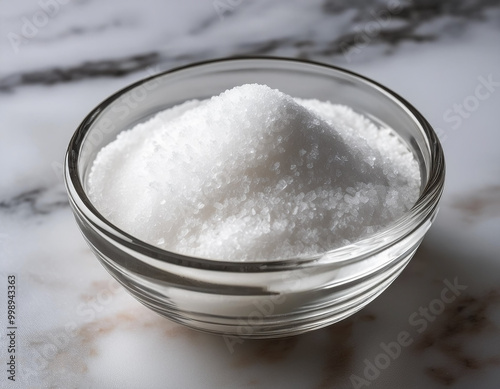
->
(64, 57), (445, 338)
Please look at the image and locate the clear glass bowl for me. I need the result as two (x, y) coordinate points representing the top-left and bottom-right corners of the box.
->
(64, 57), (445, 338)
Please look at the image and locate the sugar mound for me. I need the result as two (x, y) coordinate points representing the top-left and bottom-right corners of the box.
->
(88, 84), (420, 260)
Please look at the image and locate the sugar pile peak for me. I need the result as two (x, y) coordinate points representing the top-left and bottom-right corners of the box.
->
(88, 84), (420, 260)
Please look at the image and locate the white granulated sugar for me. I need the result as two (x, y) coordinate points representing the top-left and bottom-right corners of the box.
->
(88, 84), (421, 261)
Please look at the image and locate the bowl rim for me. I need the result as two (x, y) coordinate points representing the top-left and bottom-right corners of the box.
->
(64, 56), (445, 272)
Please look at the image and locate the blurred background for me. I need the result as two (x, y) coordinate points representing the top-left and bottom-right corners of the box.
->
(1, 1), (500, 388)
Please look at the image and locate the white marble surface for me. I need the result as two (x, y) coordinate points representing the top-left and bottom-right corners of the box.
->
(1, 0), (500, 388)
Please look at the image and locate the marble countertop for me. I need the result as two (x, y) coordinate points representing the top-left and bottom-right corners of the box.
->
(1, 0), (500, 388)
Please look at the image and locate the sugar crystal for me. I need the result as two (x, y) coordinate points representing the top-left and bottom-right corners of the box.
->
(88, 84), (420, 260)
